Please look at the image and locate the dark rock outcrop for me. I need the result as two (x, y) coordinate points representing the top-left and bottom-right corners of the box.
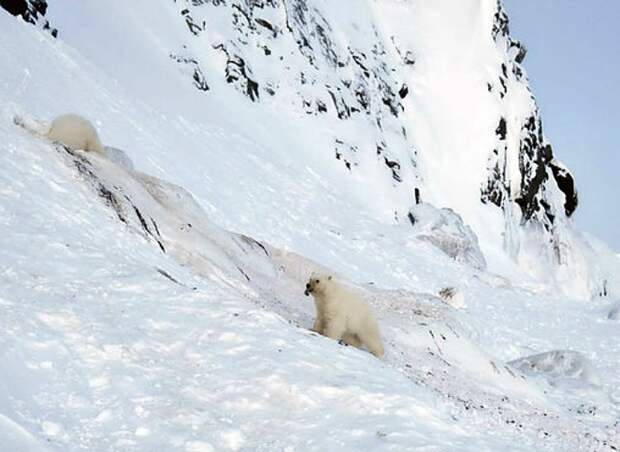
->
(550, 161), (578, 217)
(0, 0), (57, 37)
(170, 50), (210, 92)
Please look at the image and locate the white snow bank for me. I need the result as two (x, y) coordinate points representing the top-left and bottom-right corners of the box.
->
(407, 203), (487, 270)
(509, 350), (600, 387)
(103, 146), (134, 171)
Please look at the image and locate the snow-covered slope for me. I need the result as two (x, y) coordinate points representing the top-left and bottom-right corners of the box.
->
(1, 1), (619, 451)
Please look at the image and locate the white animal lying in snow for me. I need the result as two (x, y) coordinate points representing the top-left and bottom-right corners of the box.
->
(15, 113), (104, 154)
(14, 113), (134, 170)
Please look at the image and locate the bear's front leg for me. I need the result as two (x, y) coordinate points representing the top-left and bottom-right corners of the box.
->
(323, 320), (346, 342)
(311, 317), (324, 334)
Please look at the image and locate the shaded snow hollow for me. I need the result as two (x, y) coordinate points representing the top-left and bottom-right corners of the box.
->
(1, 2), (619, 452)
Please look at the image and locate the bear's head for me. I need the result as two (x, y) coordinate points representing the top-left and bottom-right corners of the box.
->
(304, 272), (332, 297)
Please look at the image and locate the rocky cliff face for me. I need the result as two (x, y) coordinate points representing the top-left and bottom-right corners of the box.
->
(170, 0), (420, 196)
(483, 1), (578, 231)
(173, 3), (576, 212)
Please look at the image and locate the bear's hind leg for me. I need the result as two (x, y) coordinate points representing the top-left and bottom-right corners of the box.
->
(359, 326), (384, 358)
(341, 332), (362, 348)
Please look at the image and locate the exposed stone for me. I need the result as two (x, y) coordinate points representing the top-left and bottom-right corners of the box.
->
(496, 117), (507, 140)
(550, 160), (578, 217)
(170, 52), (210, 92)
(0, 0), (57, 37)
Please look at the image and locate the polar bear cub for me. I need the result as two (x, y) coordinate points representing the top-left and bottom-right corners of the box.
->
(46, 114), (105, 154)
(305, 272), (384, 358)
(14, 113), (104, 155)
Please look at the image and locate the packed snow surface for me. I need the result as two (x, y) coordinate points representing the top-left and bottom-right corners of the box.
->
(1, 2), (619, 452)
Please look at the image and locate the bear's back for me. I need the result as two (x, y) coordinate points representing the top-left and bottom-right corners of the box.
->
(47, 114), (104, 154)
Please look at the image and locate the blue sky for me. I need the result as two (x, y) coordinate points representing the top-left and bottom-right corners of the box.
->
(505, 1), (620, 251)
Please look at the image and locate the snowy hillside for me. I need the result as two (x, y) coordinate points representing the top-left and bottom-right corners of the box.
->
(1, 1), (619, 451)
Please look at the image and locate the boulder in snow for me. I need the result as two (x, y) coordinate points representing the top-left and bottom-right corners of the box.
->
(0, 0), (57, 37)
(408, 203), (486, 270)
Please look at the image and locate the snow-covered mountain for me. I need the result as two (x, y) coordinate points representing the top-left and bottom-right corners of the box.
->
(1, 1), (619, 451)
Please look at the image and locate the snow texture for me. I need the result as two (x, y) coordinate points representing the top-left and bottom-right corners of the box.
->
(1, 1), (619, 451)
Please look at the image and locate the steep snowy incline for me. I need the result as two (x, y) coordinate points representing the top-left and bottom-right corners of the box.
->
(374, 0), (502, 220)
(0, 132), (473, 452)
(3, 92), (620, 452)
(1, 4), (620, 452)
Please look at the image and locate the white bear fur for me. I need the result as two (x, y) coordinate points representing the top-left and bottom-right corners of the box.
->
(46, 114), (105, 154)
(305, 272), (384, 358)
(14, 113), (104, 154)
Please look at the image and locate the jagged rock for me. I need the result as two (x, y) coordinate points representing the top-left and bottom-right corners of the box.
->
(515, 115), (554, 223)
(482, 120), (509, 209)
(213, 44), (259, 101)
(495, 117), (507, 140)
(498, 76), (508, 98)
(383, 157), (402, 182)
(0, 0), (57, 37)
(509, 39), (527, 64)
(398, 83), (409, 99)
(491, 0), (509, 41)
(549, 160), (578, 217)
(170, 51), (210, 92)
(390, 36), (416, 66)
(334, 139), (358, 170)
(181, 8), (204, 35)
(481, 150), (508, 209)
(328, 88), (351, 119)
(255, 17), (277, 38)
(485, 1), (578, 236)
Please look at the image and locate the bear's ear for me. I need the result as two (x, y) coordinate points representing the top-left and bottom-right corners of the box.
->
(328, 275), (332, 280)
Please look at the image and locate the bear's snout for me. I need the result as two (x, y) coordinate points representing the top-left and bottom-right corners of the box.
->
(304, 283), (311, 296)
